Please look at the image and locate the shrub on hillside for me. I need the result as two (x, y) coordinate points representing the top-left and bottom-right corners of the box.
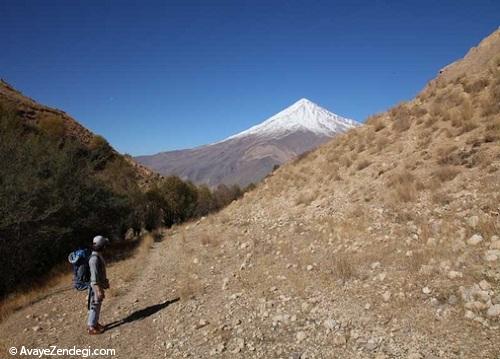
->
(39, 116), (65, 138)
(390, 103), (412, 132)
(0, 107), (132, 296)
(89, 134), (114, 170)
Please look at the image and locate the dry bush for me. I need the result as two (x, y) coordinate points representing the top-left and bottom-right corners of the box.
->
(405, 250), (429, 273)
(340, 155), (352, 168)
(295, 189), (318, 206)
(433, 166), (460, 182)
(388, 170), (418, 203)
(436, 145), (458, 165)
(431, 191), (452, 205)
(423, 116), (438, 128)
(477, 216), (500, 239)
(39, 116), (65, 137)
(376, 135), (390, 152)
(356, 159), (372, 171)
(333, 255), (356, 281)
(436, 86), (465, 108)
(417, 129), (434, 150)
(411, 104), (428, 117)
(450, 99), (477, 134)
(463, 77), (489, 94)
(390, 103), (412, 132)
(484, 117), (500, 142)
(430, 102), (446, 118)
(366, 114), (386, 132)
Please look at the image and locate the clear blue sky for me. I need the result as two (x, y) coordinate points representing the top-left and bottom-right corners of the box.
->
(1, 0), (499, 155)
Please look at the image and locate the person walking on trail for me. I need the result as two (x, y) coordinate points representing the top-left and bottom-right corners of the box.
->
(87, 235), (110, 335)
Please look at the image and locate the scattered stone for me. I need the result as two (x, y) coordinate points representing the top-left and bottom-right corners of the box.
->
(447, 270), (463, 279)
(212, 343), (226, 354)
(222, 277), (229, 290)
(306, 265), (313, 271)
(479, 280), (491, 291)
(448, 295), (458, 305)
(323, 318), (337, 331)
(485, 250), (500, 262)
(296, 331), (307, 343)
(370, 262), (381, 270)
(467, 234), (484, 246)
(382, 291), (391, 302)
(407, 352), (422, 359)
(467, 216), (479, 228)
(195, 319), (208, 329)
(332, 334), (346, 347)
(32, 326), (42, 332)
(231, 338), (245, 353)
(487, 304), (500, 318)
(364, 338), (379, 351)
(464, 310), (475, 320)
(422, 287), (432, 295)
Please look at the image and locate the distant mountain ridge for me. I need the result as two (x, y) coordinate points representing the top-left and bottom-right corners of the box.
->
(136, 99), (359, 187)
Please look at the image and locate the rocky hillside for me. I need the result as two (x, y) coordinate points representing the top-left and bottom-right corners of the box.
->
(1, 30), (499, 358)
(136, 99), (358, 187)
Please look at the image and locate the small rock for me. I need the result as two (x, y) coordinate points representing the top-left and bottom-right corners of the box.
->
(422, 287), (432, 295)
(485, 250), (500, 262)
(222, 277), (229, 290)
(479, 280), (491, 291)
(195, 319), (208, 329)
(296, 331), (307, 343)
(365, 338), (379, 351)
(382, 291), (391, 302)
(467, 216), (479, 228)
(464, 310), (475, 319)
(306, 265), (313, 271)
(467, 234), (484, 246)
(214, 343), (225, 353)
(448, 295), (458, 305)
(332, 334), (346, 346)
(486, 304), (500, 318)
(231, 338), (245, 353)
(447, 270), (463, 279)
(407, 352), (422, 359)
(490, 237), (500, 249)
(32, 326), (42, 332)
(323, 318), (337, 331)
(370, 262), (381, 270)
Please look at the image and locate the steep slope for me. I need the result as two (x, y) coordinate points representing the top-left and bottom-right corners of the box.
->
(136, 99), (358, 187)
(1, 29), (499, 359)
(0, 79), (158, 189)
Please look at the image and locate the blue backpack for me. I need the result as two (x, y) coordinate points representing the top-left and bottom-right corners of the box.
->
(68, 248), (92, 291)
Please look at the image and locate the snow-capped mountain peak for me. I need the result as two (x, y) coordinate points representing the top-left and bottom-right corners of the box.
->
(226, 98), (358, 141)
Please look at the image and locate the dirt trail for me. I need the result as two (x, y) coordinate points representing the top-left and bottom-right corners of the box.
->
(0, 238), (180, 359)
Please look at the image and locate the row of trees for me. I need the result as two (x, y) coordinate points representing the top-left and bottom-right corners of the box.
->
(138, 178), (244, 231)
(0, 105), (248, 297)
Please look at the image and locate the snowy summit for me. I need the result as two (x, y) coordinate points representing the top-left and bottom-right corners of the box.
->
(226, 98), (358, 141)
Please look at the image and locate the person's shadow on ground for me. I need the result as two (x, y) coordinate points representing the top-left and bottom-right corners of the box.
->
(104, 297), (180, 331)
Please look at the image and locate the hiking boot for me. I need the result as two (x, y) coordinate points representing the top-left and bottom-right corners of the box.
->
(87, 326), (104, 335)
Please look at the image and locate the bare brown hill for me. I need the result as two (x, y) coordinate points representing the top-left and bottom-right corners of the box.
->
(1, 30), (499, 358)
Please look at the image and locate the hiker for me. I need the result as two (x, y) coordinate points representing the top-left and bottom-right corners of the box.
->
(87, 235), (110, 335)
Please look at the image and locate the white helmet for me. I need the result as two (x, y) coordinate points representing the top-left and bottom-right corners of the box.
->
(92, 235), (109, 249)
